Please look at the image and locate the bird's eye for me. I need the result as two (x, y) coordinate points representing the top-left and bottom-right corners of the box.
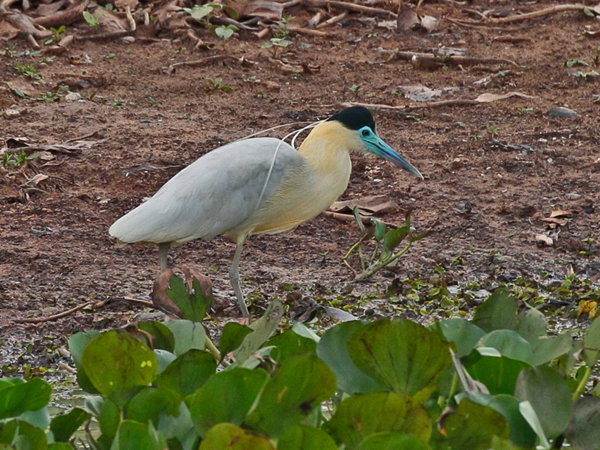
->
(362, 129), (369, 136)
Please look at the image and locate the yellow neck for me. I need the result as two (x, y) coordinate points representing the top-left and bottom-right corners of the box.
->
(298, 121), (356, 176)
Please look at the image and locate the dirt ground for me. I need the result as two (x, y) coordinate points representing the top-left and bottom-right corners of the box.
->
(1, 0), (599, 374)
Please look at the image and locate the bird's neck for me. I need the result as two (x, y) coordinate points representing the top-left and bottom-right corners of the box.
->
(298, 122), (353, 176)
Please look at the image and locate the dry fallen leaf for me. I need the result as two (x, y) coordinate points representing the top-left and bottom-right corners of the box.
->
(476, 92), (536, 102)
(329, 195), (397, 215)
(550, 209), (573, 218)
(535, 234), (553, 247)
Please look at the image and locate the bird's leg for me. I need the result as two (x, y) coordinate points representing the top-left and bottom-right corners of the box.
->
(230, 242), (250, 318)
(159, 242), (170, 272)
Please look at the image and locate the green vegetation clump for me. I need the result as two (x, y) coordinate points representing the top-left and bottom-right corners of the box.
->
(1, 281), (600, 449)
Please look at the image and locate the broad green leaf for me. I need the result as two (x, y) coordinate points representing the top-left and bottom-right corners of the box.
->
(246, 353), (336, 438)
(472, 289), (517, 332)
(372, 219), (387, 242)
(124, 387), (179, 425)
(82, 330), (157, 407)
(157, 403), (196, 448)
(515, 366), (573, 439)
(443, 398), (509, 450)
(383, 226), (410, 252)
(164, 320), (206, 357)
(517, 309), (548, 342)
(478, 330), (533, 363)
(219, 322), (253, 357)
(19, 407), (49, 430)
(199, 423), (275, 450)
(266, 329), (316, 364)
(155, 349), (216, 398)
(583, 318), (600, 367)
(467, 355), (530, 395)
(328, 392), (431, 450)
(68, 330), (101, 367)
(291, 322), (320, 342)
(348, 318), (452, 396)
(518, 401), (549, 448)
(190, 367), (267, 437)
(278, 425), (338, 450)
(111, 420), (166, 450)
(167, 275), (212, 323)
(48, 443), (75, 449)
(437, 319), (485, 356)
(232, 300), (284, 365)
(316, 321), (384, 394)
(528, 334), (573, 367)
(154, 349), (177, 374)
(0, 420), (47, 450)
(138, 321), (175, 352)
(50, 407), (91, 442)
(98, 398), (120, 441)
(359, 433), (430, 450)
(565, 396), (600, 450)
(0, 377), (52, 420)
(469, 393), (537, 449)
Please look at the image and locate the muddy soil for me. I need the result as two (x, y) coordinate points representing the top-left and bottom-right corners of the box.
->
(1, 1), (599, 374)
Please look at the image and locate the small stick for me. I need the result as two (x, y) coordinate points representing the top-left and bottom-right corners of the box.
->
(392, 50), (520, 67)
(307, 11), (322, 28)
(446, 17), (524, 32)
(316, 12), (347, 29)
(123, 296), (155, 308)
(338, 99), (481, 111)
(290, 27), (333, 36)
(304, 0), (396, 18)
(456, 3), (594, 25)
(74, 29), (135, 41)
(165, 55), (236, 74)
(282, 0), (301, 8)
(14, 301), (99, 324)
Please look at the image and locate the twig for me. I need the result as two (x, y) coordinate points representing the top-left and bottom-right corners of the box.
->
(392, 50), (520, 67)
(290, 27), (334, 36)
(74, 29), (135, 42)
(282, 0), (302, 8)
(446, 17), (524, 32)
(303, 0), (396, 19)
(14, 300), (105, 323)
(165, 55), (236, 74)
(34, 1), (85, 28)
(324, 210), (373, 225)
(343, 258), (359, 277)
(316, 12), (348, 29)
(123, 296), (155, 308)
(456, 3), (596, 25)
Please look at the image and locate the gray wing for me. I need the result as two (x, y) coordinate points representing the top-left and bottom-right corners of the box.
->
(109, 137), (304, 244)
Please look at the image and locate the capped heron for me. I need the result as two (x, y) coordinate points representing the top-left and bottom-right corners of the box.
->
(109, 106), (422, 317)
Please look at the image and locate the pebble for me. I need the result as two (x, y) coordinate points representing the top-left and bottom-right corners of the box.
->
(566, 193), (581, 200)
(547, 107), (579, 118)
(64, 92), (82, 102)
(140, 119), (152, 124)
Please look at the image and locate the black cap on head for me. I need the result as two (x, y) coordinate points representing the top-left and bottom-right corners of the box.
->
(327, 106), (376, 133)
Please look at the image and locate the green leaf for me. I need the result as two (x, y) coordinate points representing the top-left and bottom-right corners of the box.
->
(478, 330), (533, 363)
(112, 420), (166, 450)
(219, 323), (253, 357)
(518, 401), (549, 448)
(316, 321), (385, 394)
(528, 334), (573, 367)
(0, 420), (47, 450)
(359, 433), (430, 450)
(516, 309), (548, 342)
(372, 218), (387, 242)
(327, 392), (431, 450)
(164, 320), (207, 357)
(278, 425), (338, 450)
(0, 377), (52, 420)
(443, 399), (509, 450)
(154, 349), (177, 374)
(190, 367), (267, 437)
(68, 330), (101, 367)
(437, 319), (485, 357)
(583, 317), (600, 367)
(82, 330), (157, 407)
(167, 275), (212, 323)
(215, 25), (236, 39)
(467, 355), (531, 395)
(155, 349), (216, 398)
(98, 398), (120, 441)
(472, 288), (517, 333)
(565, 396), (600, 450)
(383, 226), (410, 252)
(468, 392), (537, 449)
(232, 300), (284, 365)
(50, 407), (91, 442)
(246, 353), (336, 438)
(515, 366), (573, 439)
(199, 423), (275, 450)
(138, 321), (175, 352)
(124, 387), (180, 425)
(348, 318), (452, 397)
(266, 329), (317, 364)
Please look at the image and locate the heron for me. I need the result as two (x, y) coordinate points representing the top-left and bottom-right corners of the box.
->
(109, 106), (422, 317)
